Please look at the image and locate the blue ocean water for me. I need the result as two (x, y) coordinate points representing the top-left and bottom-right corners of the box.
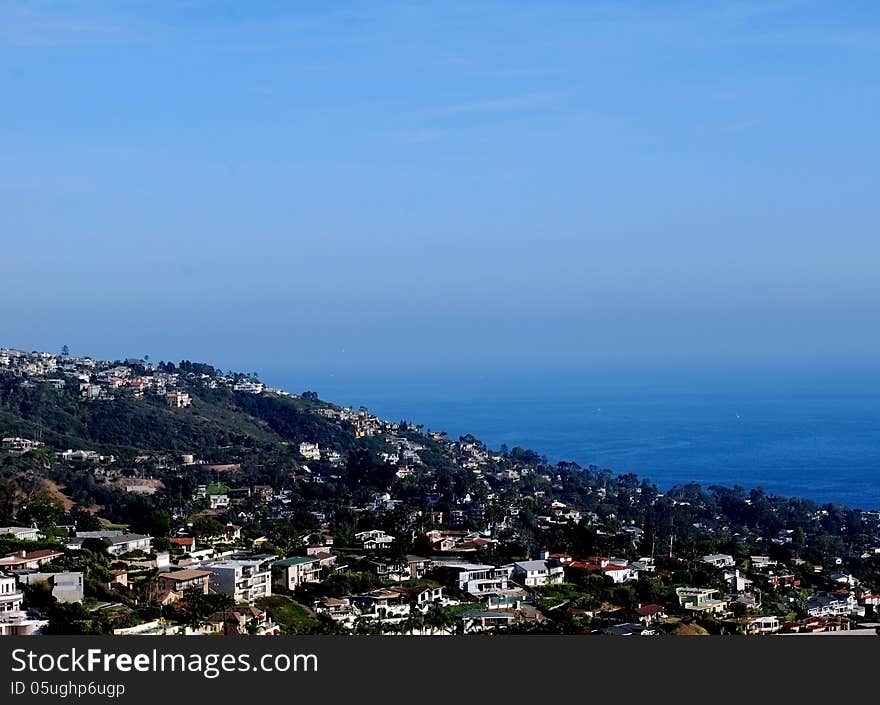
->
(277, 369), (880, 509)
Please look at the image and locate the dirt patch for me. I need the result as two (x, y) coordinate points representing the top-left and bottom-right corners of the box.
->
(41, 478), (102, 514)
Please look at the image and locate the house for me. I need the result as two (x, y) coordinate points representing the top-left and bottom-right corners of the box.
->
(354, 530), (394, 551)
(17, 571), (84, 603)
(0, 526), (41, 542)
(389, 583), (444, 609)
(702, 554), (736, 569)
(724, 569), (753, 593)
(676, 587), (728, 615)
(446, 564), (514, 597)
(616, 603), (668, 625)
(169, 537), (195, 554)
(205, 606), (280, 636)
(460, 609), (515, 633)
(298, 442), (321, 461)
(201, 555), (274, 603)
(273, 556), (323, 591)
(599, 622), (656, 636)
(232, 381), (264, 394)
(747, 616), (782, 635)
(305, 546), (338, 569)
(404, 555), (432, 579)
(366, 559), (406, 582)
(158, 569), (212, 595)
(315, 597), (359, 626)
(208, 494), (230, 510)
(0, 549), (64, 571)
(101, 534), (153, 556)
(509, 559), (564, 587)
(782, 616), (849, 634)
(0, 573), (48, 636)
(568, 557), (633, 584)
(750, 555), (777, 570)
(807, 592), (864, 618)
(2, 437), (43, 453)
(352, 589), (411, 620)
(165, 390), (192, 408)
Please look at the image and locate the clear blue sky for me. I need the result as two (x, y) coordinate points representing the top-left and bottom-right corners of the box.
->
(2, 1), (879, 384)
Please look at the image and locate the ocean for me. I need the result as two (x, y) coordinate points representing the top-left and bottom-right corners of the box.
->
(276, 368), (880, 510)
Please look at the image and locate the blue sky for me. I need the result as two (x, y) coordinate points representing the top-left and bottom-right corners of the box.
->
(2, 1), (879, 385)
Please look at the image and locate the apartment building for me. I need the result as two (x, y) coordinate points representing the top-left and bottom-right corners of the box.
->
(201, 555), (274, 603)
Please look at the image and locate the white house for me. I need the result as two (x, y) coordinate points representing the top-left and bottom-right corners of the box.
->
(806, 592), (864, 618)
(702, 554), (736, 569)
(354, 530), (395, 551)
(509, 559), (564, 587)
(450, 564), (514, 596)
(298, 442), (321, 461)
(747, 616), (781, 635)
(0, 573), (48, 636)
(165, 390), (192, 408)
(100, 533), (153, 556)
(0, 526), (41, 542)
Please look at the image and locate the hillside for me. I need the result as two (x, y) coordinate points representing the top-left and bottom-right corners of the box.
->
(0, 375), (358, 459)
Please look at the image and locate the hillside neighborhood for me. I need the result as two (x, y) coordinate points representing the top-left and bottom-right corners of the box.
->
(1, 346), (880, 636)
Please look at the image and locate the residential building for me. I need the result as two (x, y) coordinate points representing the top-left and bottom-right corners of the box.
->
(702, 554), (736, 569)
(676, 587), (728, 615)
(298, 442), (321, 461)
(100, 534), (153, 556)
(750, 556), (777, 570)
(352, 589), (411, 620)
(201, 555), (274, 603)
(0, 526), (40, 542)
(807, 592), (864, 618)
(206, 606), (279, 636)
(17, 571), (84, 603)
(273, 556), (322, 591)
(158, 569), (212, 595)
(448, 564), (514, 597)
(510, 559), (564, 587)
(0, 573), (24, 614)
(724, 569), (753, 593)
(0, 549), (64, 571)
(568, 557), (633, 584)
(390, 583), (444, 609)
(354, 529), (394, 551)
(165, 390), (192, 408)
(0, 574), (47, 636)
(747, 616), (782, 635)
(208, 494), (230, 510)
(1, 437), (41, 453)
(460, 609), (515, 633)
(404, 555), (432, 579)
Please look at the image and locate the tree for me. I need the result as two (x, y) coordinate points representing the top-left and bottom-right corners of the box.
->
(61, 345), (70, 357)
(192, 516), (224, 542)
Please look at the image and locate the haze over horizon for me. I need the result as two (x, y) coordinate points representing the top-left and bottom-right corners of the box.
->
(3, 1), (879, 380)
